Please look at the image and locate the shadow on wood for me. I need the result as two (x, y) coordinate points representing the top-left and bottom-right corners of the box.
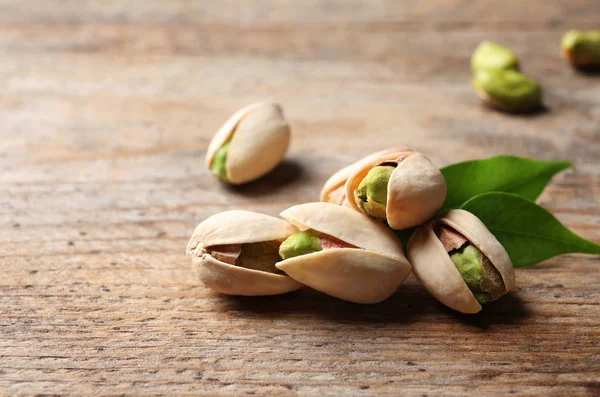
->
(223, 159), (305, 197)
(220, 285), (529, 327)
(443, 293), (530, 329)
(573, 65), (600, 75)
(481, 103), (550, 118)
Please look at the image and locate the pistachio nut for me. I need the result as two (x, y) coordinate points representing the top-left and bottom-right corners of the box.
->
(275, 202), (412, 304)
(471, 41), (520, 72)
(407, 209), (516, 314)
(186, 210), (302, 296)
(473, 69), (542, 113)
(561, 30), (600, 69)
(320, 146), (411, 206)
(345, 150), (447, 230)
(205, 102), (291, 184)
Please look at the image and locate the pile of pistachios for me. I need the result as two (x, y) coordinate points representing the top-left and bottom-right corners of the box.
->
(189, 95), (600, 315)
(190, 31), (600, 314)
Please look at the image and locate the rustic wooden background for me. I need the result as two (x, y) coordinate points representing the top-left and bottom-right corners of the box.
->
(1, 1), (599, 396)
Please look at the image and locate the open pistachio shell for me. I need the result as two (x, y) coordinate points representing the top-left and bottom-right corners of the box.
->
(407, 209), (515, 314)
(320, 146), (411, 206)
(276, 202), (412, 304)
(205, 102), (291, 185)
(345, 151), (447, 230)
(186, 210), (302, 296)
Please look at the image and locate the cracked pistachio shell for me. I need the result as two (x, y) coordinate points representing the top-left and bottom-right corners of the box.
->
(473, 69), (542, 113)
(407, 209), (516, 314)
(320, 146), (411, 206)
(346, 151), (447, 230)
(186, 210), (302, 296)
(561, 30), (600, 68)
(276, 202), (412, 304)
(205, 102), (291, 184)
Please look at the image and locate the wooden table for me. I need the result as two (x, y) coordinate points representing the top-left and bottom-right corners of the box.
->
(2, 1), (599, 396)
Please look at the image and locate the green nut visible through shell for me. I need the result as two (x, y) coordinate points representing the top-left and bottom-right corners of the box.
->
(355, 166), (395, 220)
(187, 209), (303, 296)
(473, 69), (542, 112)
(211, 141), (230, 182)
(279, 229), (323, 260)
(205, 102), (291, 185)
(407, 209), (515, 314)
(278, 227), (358, 261)
(449, 244), (505, 304)
(437, 224), (506, 305)
(471, 41), (520, 72)
(561, 30), (600, 68)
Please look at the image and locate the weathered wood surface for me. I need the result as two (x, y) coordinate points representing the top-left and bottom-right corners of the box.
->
(1, 1), (599, 396)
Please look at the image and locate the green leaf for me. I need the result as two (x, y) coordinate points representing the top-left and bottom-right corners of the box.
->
(441, 156), (572, 211)
(461, 192), (600, 268)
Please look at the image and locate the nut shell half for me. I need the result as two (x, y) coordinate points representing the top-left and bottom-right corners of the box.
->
(346, 151), (447, 230)
(187, 210), (302, 296)
(407, 209), (515, 314)
(277, 202), (412, 304)
(206, 102), (291, 184)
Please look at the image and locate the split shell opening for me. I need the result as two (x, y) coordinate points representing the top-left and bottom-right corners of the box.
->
(186, 210), (302, 296)
(320, 146), (411, 206)
(407, 209), (515, 314)
(345, 151), (447, 230)
(276, 202), (412, 304)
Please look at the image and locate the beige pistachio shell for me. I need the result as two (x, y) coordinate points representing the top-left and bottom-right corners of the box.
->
(320, 146), (411, 205)
(205, 103), (262, 169)
(205, 102), (291, 185)
(186, 210), (302, 296)
(346, 151), (447, 230)
(186, 210), (297, 252)
(192, 255), (302, 296)
(407, 209), (515, 314)
(280, 202), (405, 260)
(277, 202), (412, 304)
(277, 249), (411, 304)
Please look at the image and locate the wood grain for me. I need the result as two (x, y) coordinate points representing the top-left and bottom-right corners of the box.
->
(1, 1), (599, 396)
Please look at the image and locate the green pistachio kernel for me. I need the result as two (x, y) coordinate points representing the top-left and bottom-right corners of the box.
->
(561, 30), (600, 66)
(211, 142), (230, 181)
(279, 229), (323, 260)
(474, 69), (542, 111)
(355, 166), (395, 220)
(450, 244), (505, 304)
(471, 41), (520, 72)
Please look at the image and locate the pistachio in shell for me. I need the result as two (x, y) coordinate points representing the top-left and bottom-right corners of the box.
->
(320, 146), (411, 206)
(345, 151), (447, 230)
(407, 209), (516, 314)
(275, 202), (412, 304)
(186, 210), (302, 296)
(205, 102), (291, 185)
(471, 41), (520, 72)
(561, 30), (600, 70)
(473, 69), (542, 113)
